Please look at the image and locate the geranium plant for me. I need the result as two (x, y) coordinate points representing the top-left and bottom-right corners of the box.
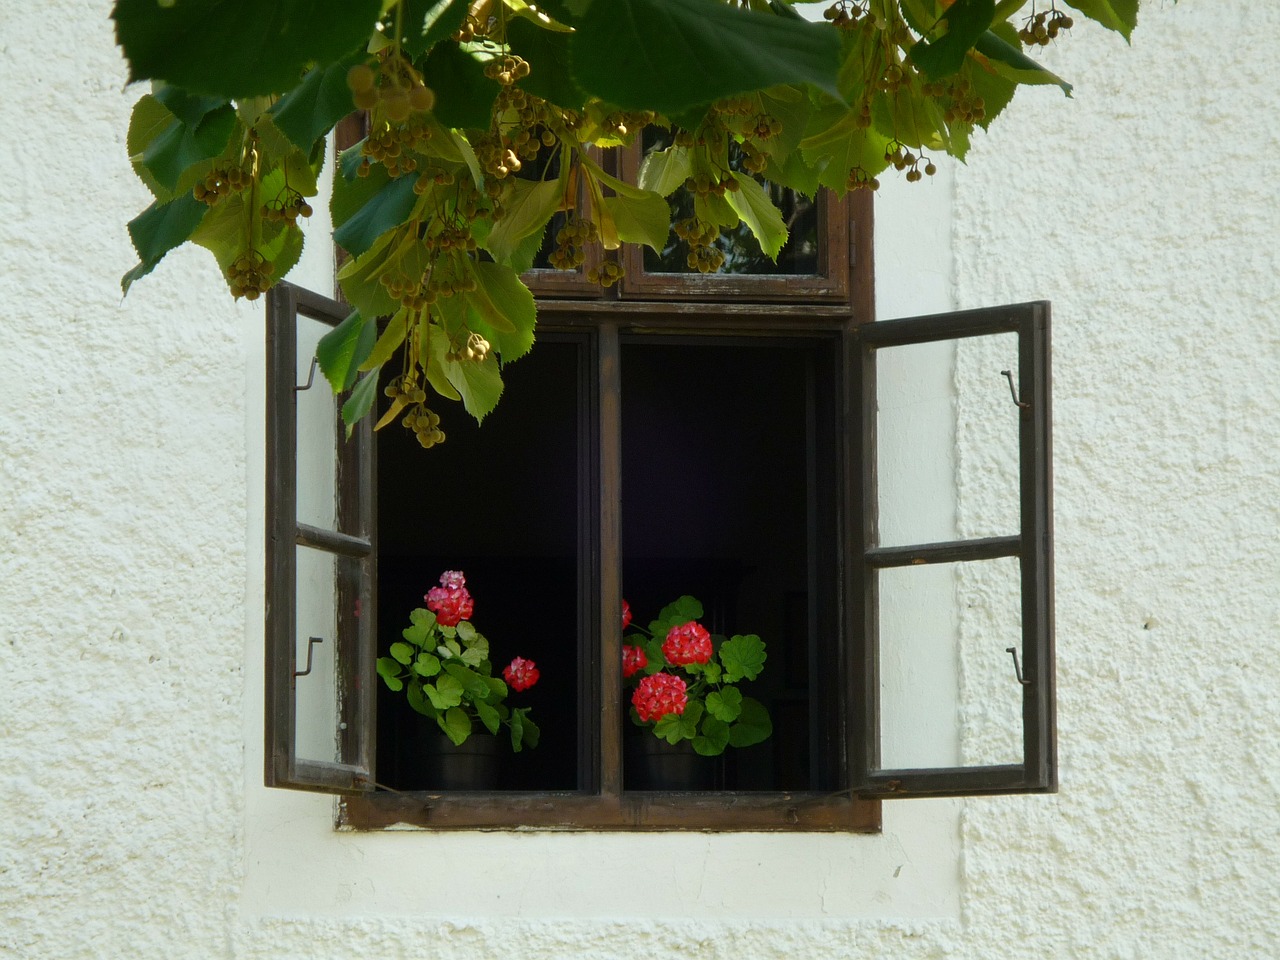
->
(622, 595), (771, 755)
(376, 570), (540, 750)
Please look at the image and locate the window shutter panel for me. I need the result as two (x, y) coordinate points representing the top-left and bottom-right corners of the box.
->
(265, 282), (377, 794)
(852, 301), (1055, 797)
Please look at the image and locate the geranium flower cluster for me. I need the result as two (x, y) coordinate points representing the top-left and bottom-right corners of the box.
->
(662, 620), (713, 666)
(425, 569), (474, 626)
(503, 656), (540, 692)
(632, 672), (688, 722)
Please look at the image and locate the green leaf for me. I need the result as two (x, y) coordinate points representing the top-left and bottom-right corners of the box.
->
(693, 717), (730, 756)
(600, 193), (671, 252)
(376, 657), (404, 690)
(909, 0), (995, 80)
(421, 43), (500, 129)
(333, 174), (420, 259)
(406, 679), (436, 716)
(572, 0), (840, 114)
(439, 705), (472, 745)
(444, 662), (491, 700)
(341, 368), (382, 433)
(423, 321), (464, 401)
(141, 95), (237, 192)
(656, 595), (703, 628)
(455, 620), (477, 642)
(459, 636), (489, 667)
(637, 145), (693, 197)
(390, 641), (415, 665)
(315, 309), (375, 392)
(719, 634), (767, 682)
(410, 607), (438, 629)
(975, 28), (1073, 96)
(442, 352), (504, 423)
(727, 696), (772, 748)
(426, 675), (465, 711)
(413, 652), (442, 677)
(401, 0), (470, 57)
(705, 686), (743, 722)
(1062, 0), (1138, 40)
(726, 174), (787, 261)
(336, 233), (405, 321)
(506, 16), (587, 109)
(464, 261), (538, 359)
(268, 49), (367, 152)
(483, 175), (565, 266)
(112, 0), (383, 98)
(121, 193), (209, 296)
(361, 308), (410, 373)
(475, 699), (501, 735)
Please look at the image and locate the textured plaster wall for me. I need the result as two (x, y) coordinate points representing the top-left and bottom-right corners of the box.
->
(2, 2), (1278, 958)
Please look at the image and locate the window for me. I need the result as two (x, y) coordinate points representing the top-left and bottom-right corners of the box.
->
(264, 190), (1055, 830)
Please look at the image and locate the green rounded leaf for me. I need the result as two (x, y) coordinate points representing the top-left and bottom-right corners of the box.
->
(439, 706), (472, 745)
(693, 716), (730, 756)
(727, 696), (772, 748)
(719, 634), (766, 682)
(113, 0), (383, 98)
(705, 685), (743, 722)
(389, 641), (415, 665)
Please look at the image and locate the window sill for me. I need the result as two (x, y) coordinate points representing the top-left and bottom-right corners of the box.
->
(340, 791), (881, 832)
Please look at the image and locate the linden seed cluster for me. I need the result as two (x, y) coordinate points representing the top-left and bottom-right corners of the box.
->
(348, 57), (436, 178)
(846, 165), (881, 192)
(885, 140), (936, 183)
(483, 54), (530, 86)
(193, 165), (250, 205)
(226, 251), (273, 300)
(674, 218), (725, 273)
(1019, 8), (1073, 45)
(262, 189), (313, 224)
(445, 332), (491, 363)
(586, 261), (625, 287)
(386, 375), (445, 448)
(549, 217), (599, 270)
(683, 173), (740, 198)
(922, 77), (987, 125)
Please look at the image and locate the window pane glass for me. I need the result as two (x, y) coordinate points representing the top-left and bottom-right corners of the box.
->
(296, 314), (338, 531)
(293, 544), (355, 765)
(375, 340), (581, 790)
(621, 339), (828, 790)
(640, 129), (819, 276)
(877, 557), (1024, 770)
(875, 333), (1020, 547)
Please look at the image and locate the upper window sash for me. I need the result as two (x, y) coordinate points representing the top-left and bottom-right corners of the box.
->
(851, 301), (1055, 797)
(265, 282), (377, 794)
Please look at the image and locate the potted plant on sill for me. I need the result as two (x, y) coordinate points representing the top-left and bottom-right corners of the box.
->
(376, 570), (540, 788)
(621, 595), (772, 789)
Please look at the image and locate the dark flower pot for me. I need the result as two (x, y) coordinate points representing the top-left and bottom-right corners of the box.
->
(624, 731), (720, 791)
(417, 732), (501, 790)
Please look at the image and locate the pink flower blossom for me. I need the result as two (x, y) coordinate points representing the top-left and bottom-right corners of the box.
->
(622, 644), (648, 679)
(425, 570), (474, 627)
(621, 599), (632, 631)
(503, 657), (540, 692)
(632, 672), (688, 722)
(662, 621), (712, 666)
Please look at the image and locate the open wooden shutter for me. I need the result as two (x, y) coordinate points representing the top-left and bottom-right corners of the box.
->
(265, 282), (377, 793)
(852, 301), (1054, 797)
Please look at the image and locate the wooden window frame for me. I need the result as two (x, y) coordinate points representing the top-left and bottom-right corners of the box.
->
(264, 149), (1056, 828)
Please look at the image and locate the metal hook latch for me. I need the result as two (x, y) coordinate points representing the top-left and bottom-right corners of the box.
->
(1000, 370), (1030, 409)
(295, 357), (319, 392)
(295, 636), (324, 677)
(1006, 647), (1032, 686)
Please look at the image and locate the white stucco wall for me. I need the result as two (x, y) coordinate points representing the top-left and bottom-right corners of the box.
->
(2, 2), (1278, 957)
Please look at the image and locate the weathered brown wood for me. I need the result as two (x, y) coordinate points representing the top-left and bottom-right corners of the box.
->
(342, 790), (880, 832)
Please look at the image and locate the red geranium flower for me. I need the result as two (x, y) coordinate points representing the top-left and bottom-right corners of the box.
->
(622, 644), (648, 678)
(425, 570), (474, 627)
(621, 598), (632, 631)
(503, 656), (540, 692)
(662, 620), (713, 666)
(632, 672), (688, 722)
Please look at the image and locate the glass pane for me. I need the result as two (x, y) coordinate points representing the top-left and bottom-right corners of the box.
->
(640, 129), (819, 276)
(294, 545), (344, 764)
(621, 339), (829, 790)
(875, 332), (1020, 547)
(374, 340), (581, 790)
(295, 314), (338, 531)
(877, 557), (1024, 770)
